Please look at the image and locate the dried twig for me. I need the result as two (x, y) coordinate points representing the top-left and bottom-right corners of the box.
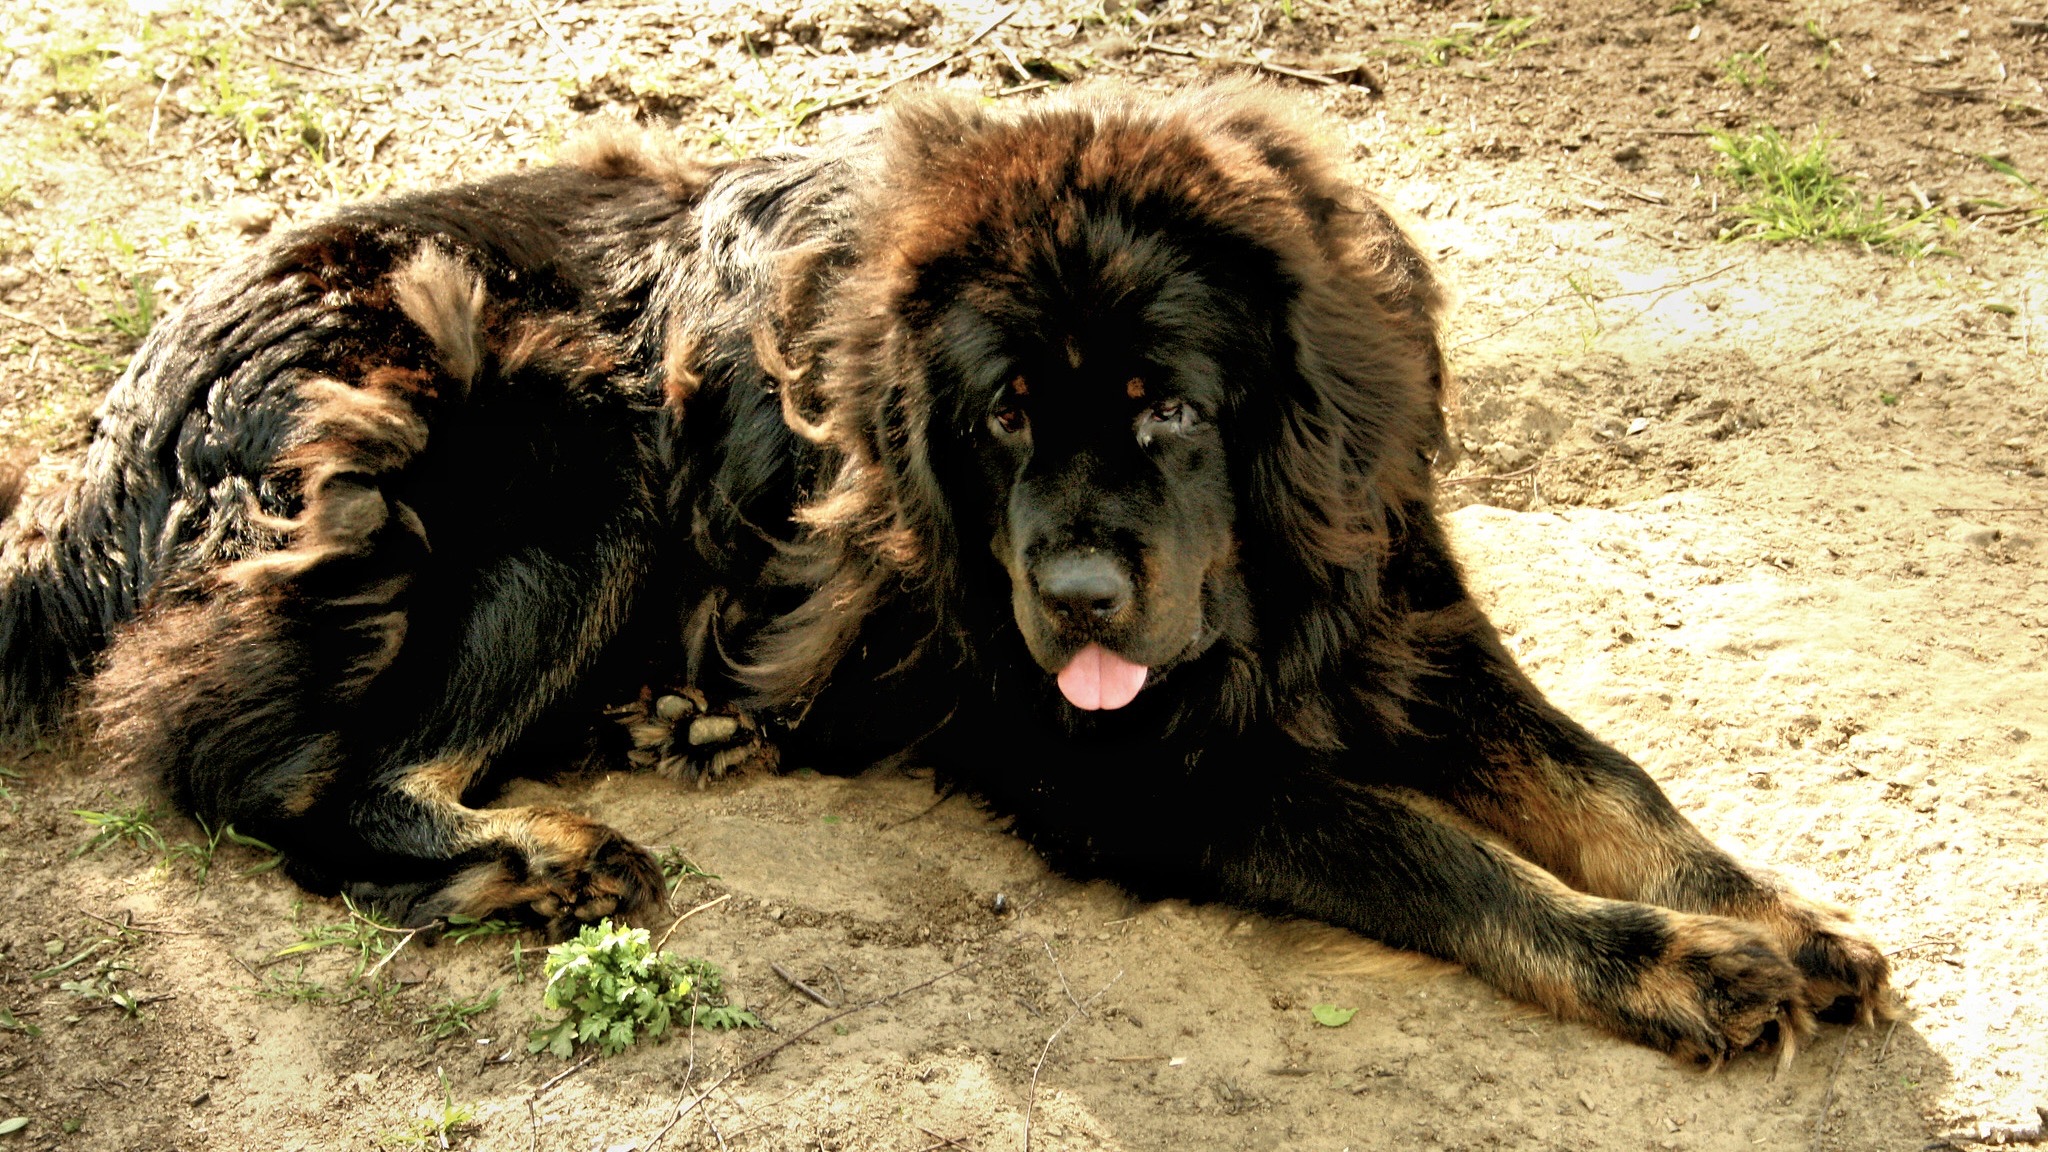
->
(1022, 969), (1123, 1152)
(259, 50), (357, 81)
(145, 59), (189, 151)
(1440, 464), (1538, 487)
(75, 909), (203, 936)
(1811, 1033), (1852, 1148)
(1931, 506), (2045, 516)
(793, 4), (1022, 127)
(653, 891), (732, 953)
(769, 960), (839, 1008)
(0, 306), (84, 343)
(643, 958), (981, 1151)
(915, 1124), (983, 1152)
(358, 926), (421, 984)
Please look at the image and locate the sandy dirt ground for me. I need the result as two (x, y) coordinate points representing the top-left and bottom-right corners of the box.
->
(1, 0), (2045, 1148)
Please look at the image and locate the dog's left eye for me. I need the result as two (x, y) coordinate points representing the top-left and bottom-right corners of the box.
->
(1137, 399), (1195, 445)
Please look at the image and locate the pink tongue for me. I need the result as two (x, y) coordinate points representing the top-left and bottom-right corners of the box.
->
(1056, 644), (1150, 711)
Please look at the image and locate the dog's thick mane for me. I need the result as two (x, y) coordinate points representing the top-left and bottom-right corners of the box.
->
(739, 83), (1453, 750)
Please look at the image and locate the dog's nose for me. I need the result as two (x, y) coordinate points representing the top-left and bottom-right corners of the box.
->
(1035, 552), (1133, 621)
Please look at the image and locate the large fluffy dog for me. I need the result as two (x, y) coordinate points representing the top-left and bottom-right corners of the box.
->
(0, 85), (1888, 1063)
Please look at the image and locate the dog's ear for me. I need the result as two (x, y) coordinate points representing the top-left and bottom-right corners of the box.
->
(1234, 193), (1448, 583)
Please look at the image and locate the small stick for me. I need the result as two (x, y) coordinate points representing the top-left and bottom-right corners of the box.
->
(1877, 1018), (1901, 1063)
(915, 1125), (983, 1152)
(145, 59), (188, 151)
(653, 892), (732, 953)
(358, 927), (421, 984)
(794, 4), (1022, 127)
(529, 1052), (598, 1100)
(769, 960), (839, 1008)
(75, 909), (202, 936)
(0, 306), (82, 343)
(520, 0), (580, 70)
(259, 50), (357, 81)
(1811, 1033), (1852, 1148)
(1022, 970), (1123, 1152)
(1931, 506), (2044, 516)
(643, 958), (980, 1151)
(1440, 464), (1538, 487)
(1043, 940), (1082, 1017)
(1255, 60), (1339, 86)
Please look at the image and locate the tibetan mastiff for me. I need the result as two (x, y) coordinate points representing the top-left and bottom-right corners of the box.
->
(0, 84), (1889, 1063)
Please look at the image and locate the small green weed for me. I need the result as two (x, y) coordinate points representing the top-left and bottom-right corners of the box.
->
(380, 1071), (478, 1150)
(0, 765), (21, 810)
(223, 825), (284, 875)
(0, 1007), (40, 1038)
(1718, 46), (1773, 89)
(103, 275), (157, 344)
(256, 964), (336, 1004)
(58, 956), (141, 1018)
(1970, 154), (2048, 229)
(416, 988), (501, 1041)
(527, 920), (760, 1059)
(275, 896), (412, 983)
(1709, 126), (1924, 252)
(72, 806), (166, 857)
(440, 914), (522, 945)
(1395, 10), (1545, 68)
(657, 846), (718, 890)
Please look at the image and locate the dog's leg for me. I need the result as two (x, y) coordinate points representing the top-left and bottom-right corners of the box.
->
(1385, 598), (1892, 1028)
(276, 752), (665, 937)
(1208, 774), (1811, 1067)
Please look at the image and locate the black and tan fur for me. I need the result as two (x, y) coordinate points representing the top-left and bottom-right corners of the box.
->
(0, 85), (1889, 1063)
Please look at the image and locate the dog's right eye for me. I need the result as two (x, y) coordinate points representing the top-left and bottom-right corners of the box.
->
(993, 406), (1028, 435)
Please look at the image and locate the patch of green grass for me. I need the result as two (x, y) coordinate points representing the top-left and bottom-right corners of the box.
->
(416, 988), (501, 1041)
(1395, 10), (1546, 68)
(1709, 126), (1925, 252)
(379, 1072), (478, 1150)
(527, 921), (760, 1059)
(72, 805), (166, 857)
(1801, 19), (1842, 72)
(1718, 46), (1773, 89)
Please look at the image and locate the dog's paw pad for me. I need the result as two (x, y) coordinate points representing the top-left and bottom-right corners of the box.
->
(615, 688), (774, 783)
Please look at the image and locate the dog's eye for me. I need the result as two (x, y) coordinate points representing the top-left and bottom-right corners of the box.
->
(1138, 398), (1194, 439)
(993, 406), (1028, 435)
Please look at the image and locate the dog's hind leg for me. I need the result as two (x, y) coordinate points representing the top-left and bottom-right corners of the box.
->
(271, 751), (664, 936)
(1388, 597), (1893, 1029)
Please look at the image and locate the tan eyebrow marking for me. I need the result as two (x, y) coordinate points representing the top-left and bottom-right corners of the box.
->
(1125, 377), (1146, 400)
(1010, 374), (1029, 397)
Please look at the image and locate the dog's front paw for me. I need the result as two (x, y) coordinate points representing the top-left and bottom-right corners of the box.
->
(1605, 914), (1812, 1070)
(1755, 891), (1894, 1026)
(393, 811), (666, 939)
(616, 687), (778, 783)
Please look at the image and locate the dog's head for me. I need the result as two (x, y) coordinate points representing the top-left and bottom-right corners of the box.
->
(788, 85), (1446, 732)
